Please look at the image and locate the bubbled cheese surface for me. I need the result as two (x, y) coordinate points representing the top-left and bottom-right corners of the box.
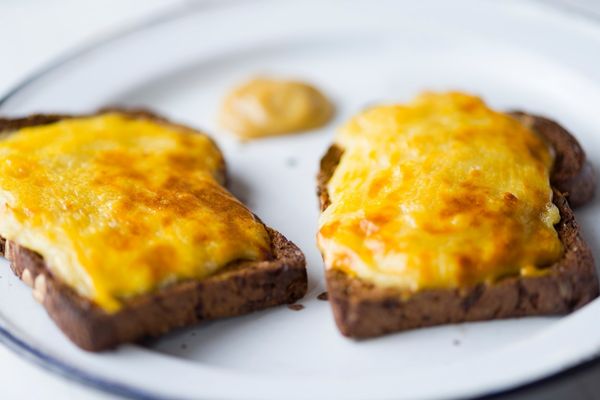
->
(318, 92), (562, 291)
(0, 114), (271, 311)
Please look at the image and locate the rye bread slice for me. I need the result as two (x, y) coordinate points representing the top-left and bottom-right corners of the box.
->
(0, 110), (307, 351)
(317, 113), (598, 339)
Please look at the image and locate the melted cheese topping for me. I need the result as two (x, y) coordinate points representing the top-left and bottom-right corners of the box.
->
(0, 114), (271, 312)
(318, 92), (563, 292)
(219, 77), (334, 139)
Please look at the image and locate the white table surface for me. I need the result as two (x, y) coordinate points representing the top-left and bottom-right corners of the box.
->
(1, 1), (600, 399)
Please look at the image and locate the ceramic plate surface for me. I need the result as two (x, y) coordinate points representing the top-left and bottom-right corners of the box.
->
(1, 1), (600, 399)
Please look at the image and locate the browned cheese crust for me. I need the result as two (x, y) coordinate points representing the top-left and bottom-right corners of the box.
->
(317, 113), (598, 339)
(0, 110), (307, 351)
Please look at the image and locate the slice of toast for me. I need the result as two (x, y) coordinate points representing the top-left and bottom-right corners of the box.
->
(317, 113), (598, 339)
(0, 110), (307, 351)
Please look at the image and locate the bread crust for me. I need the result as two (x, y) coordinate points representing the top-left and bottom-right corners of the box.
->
(510, 112), (596, 207)
(317, 113), (598, 338)
(0, 110), (307, 351)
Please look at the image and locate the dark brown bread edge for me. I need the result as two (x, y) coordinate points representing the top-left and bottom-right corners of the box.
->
(0, 110), (307, 351)
(1, 228), (306, 351)
(511, 112), (596, 207)
(317, 113), (598, 338)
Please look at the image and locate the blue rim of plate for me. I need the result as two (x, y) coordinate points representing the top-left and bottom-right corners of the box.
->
(0, 322), (168, 400)
(0, 1), (600, 399)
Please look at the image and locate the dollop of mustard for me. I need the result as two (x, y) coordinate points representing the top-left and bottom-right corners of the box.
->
(219, 77), (334, 139)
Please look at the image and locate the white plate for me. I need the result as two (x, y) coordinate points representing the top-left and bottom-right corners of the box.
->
(1, 1), (600, 399)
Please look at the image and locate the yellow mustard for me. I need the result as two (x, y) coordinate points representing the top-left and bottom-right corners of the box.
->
(219, 77), (333, 139)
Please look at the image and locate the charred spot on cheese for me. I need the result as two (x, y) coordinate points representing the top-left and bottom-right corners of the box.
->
(318, 92), (563, 292)
(0, 113), (271, 312)
(218, 77), (334, 139)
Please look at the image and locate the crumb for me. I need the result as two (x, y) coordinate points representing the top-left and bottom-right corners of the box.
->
(190, 332), (196, 337)
(286, 158), (297, 167)
(452, 339), (461, 346)
(287, 304), (304, 311)
(180, 343), (187, 350)
(362, 101), (379, 111)
(317, 291), (328, 301)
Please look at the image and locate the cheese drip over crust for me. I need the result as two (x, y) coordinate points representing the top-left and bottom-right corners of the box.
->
(0, 114), (271, 312)
(318, 92), (563, 292)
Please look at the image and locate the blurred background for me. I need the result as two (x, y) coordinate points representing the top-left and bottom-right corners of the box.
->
(1, 0), (600, 399)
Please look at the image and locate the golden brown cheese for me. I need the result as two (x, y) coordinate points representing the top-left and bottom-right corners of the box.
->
(0, 114), (271, 312)
(218, 77), (334, 139)
(318, 92), (563, 292)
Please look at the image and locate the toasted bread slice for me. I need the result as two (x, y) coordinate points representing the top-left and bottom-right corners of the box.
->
(317, 112), (597, 339)
(0, 110), (307, 351)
